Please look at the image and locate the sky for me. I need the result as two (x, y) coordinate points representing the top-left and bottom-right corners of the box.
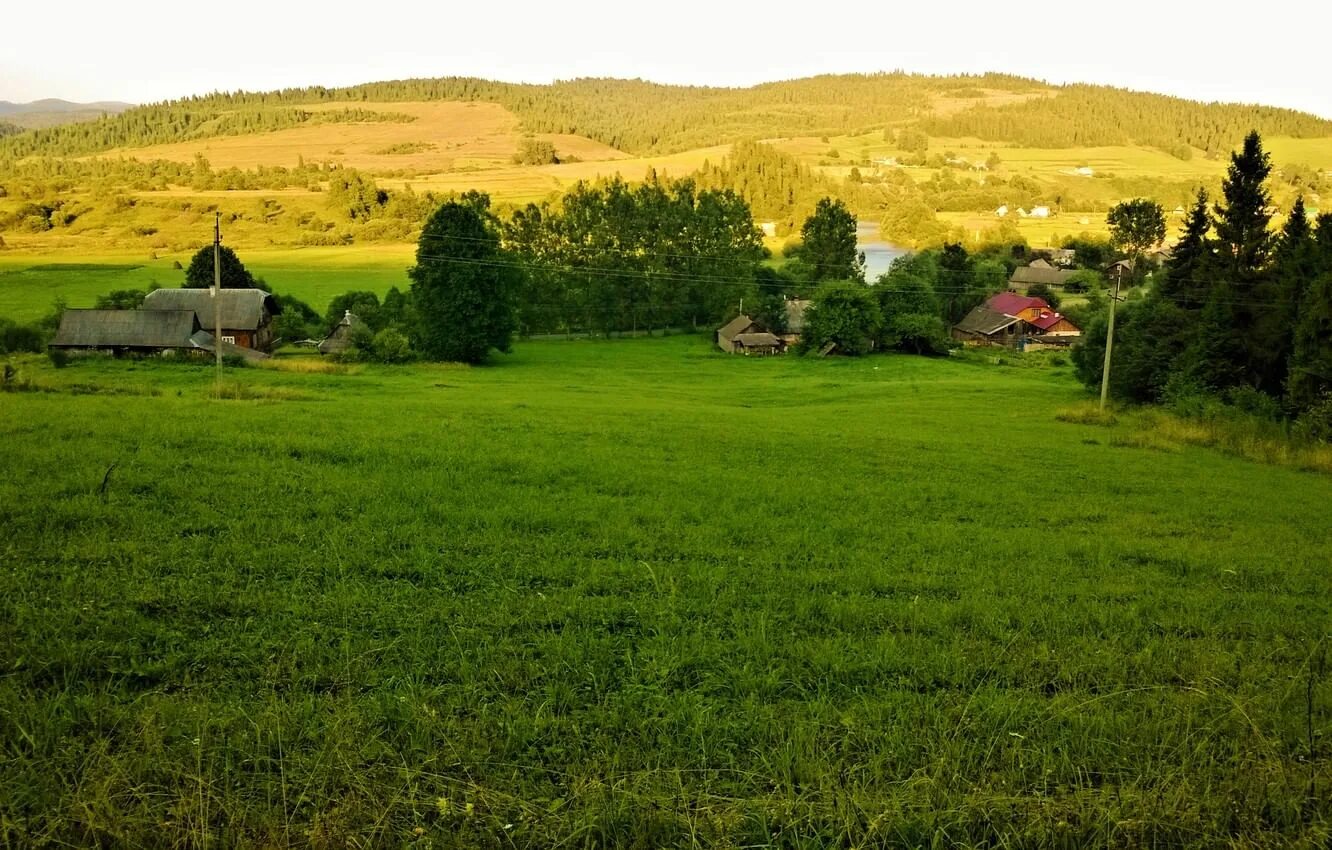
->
(5, 1), (1329, 117)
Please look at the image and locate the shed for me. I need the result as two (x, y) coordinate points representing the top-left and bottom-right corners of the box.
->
(318, 311), (362, 355)
(716, 314), (766, 353)
(732, 332), (783, 355)
(141, 288), (282, 351)
(952, 305), (1023, 346)
(50, 309), (201, 353)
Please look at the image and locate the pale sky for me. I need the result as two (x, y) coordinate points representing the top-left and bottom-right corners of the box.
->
(5, 1), (1329, 118)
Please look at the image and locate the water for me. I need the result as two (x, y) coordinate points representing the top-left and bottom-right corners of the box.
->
(857, 221), (909, 281)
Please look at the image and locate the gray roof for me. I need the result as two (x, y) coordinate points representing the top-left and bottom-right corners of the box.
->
(51, 309), (200, 348)
(318, 312), (361, 355)
(141, 287), (279, 330)
(954, 305), (1021, 336)
(1008, 266), (1074, 287)
(734, 332), (781, 347)
(718, 314), (760, 340)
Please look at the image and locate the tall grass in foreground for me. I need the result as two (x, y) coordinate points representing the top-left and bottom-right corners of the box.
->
(1, 338), (1329, 848)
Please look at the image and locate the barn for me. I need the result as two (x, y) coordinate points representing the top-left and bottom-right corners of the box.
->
(141, 288), (282, 352)
(50, 309), (202, 354)
(716, 315), (767, 353)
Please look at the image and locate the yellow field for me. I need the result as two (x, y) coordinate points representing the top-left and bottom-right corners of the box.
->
(101, 101), (628, 172)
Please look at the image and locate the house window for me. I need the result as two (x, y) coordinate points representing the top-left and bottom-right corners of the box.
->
(221, 335), (235, 344)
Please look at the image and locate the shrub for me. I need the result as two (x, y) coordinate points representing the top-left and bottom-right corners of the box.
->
(372, 328), (413, 364)
(47, 348), (70, 369)
(0, 320), (45, 354)
(1294, 393), (1332, 444)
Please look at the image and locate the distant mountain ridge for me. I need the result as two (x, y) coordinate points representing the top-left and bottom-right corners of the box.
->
(0, 99), (133, 130)
(3, 73), (1331, 159)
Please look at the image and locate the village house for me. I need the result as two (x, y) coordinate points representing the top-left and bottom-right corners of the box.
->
(717, 314), (777, 353)
(141, 288), (282, 352)
(951, 293), (1081, 348)
(1008, 261), (1074, 288)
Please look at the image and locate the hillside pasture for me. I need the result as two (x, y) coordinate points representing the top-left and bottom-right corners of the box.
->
(97, 101), (629, 173)
(0, 338), (1328, 847)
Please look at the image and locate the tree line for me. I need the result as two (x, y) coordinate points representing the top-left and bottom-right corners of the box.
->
(1074, 132), (1332, 425)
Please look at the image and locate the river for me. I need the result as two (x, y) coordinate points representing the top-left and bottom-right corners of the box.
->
(856, 221), (909, 281)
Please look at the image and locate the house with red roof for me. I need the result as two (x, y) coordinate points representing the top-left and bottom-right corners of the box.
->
(951, 293), (1081, 348)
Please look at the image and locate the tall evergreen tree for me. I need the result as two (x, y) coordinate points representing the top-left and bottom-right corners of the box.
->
(1183, 131), (1273, 389)
(1288, 213), (1332, 410)
(1159, 189), (1211, 309)
(1253, 197), (1317, 393)
(409, 200), (519, 363)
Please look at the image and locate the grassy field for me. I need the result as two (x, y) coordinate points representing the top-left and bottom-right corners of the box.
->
(1, 337), (1329, 847)
(0, 248), (413, 322)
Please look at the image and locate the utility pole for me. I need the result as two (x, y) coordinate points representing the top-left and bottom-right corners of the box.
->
(213, 212), (224, 381)
(1099, 264), (1123, 411)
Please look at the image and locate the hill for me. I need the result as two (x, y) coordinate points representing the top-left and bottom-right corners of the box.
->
(0, 98), (133, 129)
(2, 73), (1331, 255)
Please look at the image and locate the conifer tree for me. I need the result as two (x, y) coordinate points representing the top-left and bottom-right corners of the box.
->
(1253, 197), (1317, 393)
(1159, 189), (1211, 309)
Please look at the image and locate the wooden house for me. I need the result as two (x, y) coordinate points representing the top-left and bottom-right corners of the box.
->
(779, 299), (811, 347)
(141, 288), (282, 352)
(1008, 264), (1074, 288)
(716, 315), (766, 353)
(952, 305), (1022, 346)
(987, 292), (1051, 322)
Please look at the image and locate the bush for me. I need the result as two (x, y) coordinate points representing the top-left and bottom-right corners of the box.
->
(47, 348), (70, 369)
(371, 328), (413, 363)
(0, 320), (45, 354)
(1225, 386), (1283, 422)
(1294, 393), (1332, 443)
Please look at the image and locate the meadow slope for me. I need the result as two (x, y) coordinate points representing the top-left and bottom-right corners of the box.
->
(1, 338), (1329, 847)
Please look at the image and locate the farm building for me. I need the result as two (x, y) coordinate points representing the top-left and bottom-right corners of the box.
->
(141, 288), (282, 352)
(717, 315), (767, 353)
(50, 309), (202, 354)
(951, 306), (1022, 346)
(318, 311), (362, 355)
(48, 309), (269, 359)
(731, 332), (783, 355)
(1008, 264), (1074, 288)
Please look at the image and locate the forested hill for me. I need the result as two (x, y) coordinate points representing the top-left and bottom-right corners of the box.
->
(3, 72), (1331, 160)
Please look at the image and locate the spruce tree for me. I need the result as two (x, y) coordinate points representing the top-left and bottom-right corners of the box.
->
(1160, 189), (1211, 309)
(1213, 130), (1273, 284)
(1288, 214), (1332, 410)
(1254, 197), (1316, 394)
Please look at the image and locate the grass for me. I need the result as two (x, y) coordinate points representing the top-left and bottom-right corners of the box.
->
(1, 337), (1329, 847)
(0, 247), (413, 322)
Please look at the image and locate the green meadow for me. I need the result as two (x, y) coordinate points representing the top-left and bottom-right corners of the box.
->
(1, 337), (1329, 847)
(0, 249), (414, 322)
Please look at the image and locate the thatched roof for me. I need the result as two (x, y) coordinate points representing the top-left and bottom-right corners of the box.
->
(954, 305), (1020, 336)
(734, 332), (781, 347)
(142, 287), (280, 330)
(50, 309), (199, 349)
(1008, 266), (1074, 287)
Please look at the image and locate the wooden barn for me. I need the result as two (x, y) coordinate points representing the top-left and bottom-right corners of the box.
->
(716, 315), (767, 353)
(951, 305), (1023, 346)
(50, 309), (202, 355)
(141, 288), (282, 352)
(732, 332), (783, 355)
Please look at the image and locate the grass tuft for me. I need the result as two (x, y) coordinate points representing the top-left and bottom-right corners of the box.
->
(1055, 403), (1118, 426)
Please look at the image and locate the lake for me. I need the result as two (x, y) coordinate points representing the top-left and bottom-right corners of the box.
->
(857, 221), (909, 281)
